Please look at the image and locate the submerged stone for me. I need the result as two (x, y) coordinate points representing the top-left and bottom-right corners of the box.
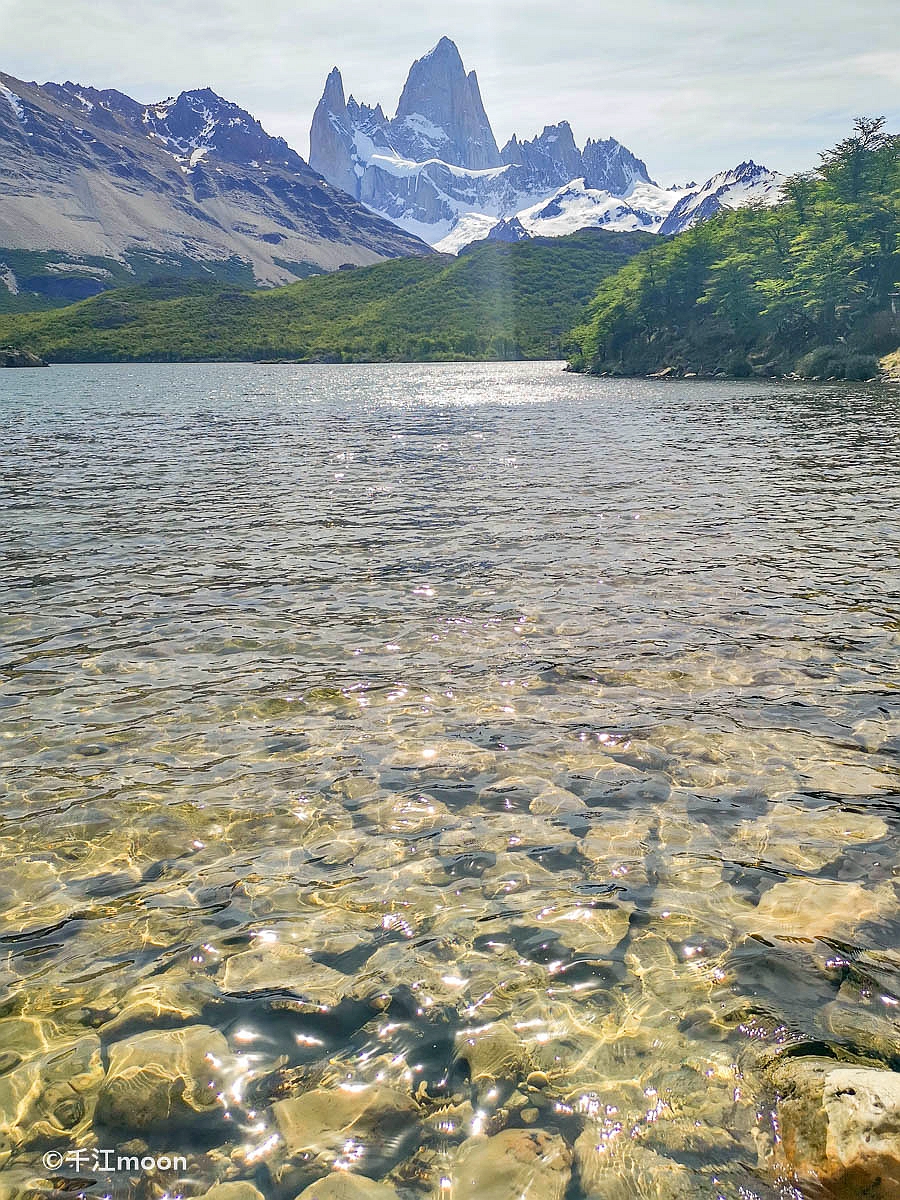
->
(733, 806), (888, 872)
(0, 1034), (103, 1162)
(272, 1084), (418, 1168)
(197, 1185), (266, 1200)
(824, 984), (900, 1063)
(574, 1131), (695, 1198)
(100, 976), (217, 1037)
(294, 1174), (402, 1198)
(451, 1128), (571, 1200)
(745, 879), (894, 941)
(768, 1056), (900, 1198)
(96, 1024), (230, 1132)
(457, 1021), (529, 1082)
(222, 941), (350, 1005)
(534, 901), (631, 955)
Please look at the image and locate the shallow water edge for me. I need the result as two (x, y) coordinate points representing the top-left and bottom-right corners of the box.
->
(1, 361), (898, 1199)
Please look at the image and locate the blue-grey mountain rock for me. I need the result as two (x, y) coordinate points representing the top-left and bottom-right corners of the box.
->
(658, 161), (783, 235)
(485, 216), (530, 243)
(394, 36), (500, 170)
(581, 137), (654, 194)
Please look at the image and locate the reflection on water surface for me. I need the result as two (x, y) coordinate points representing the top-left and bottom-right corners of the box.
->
(1, 362), (898, 1199)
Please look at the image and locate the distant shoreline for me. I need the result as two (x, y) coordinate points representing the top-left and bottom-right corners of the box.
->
(4, 356), (895, 386)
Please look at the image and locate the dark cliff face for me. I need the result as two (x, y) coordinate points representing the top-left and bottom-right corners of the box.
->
(501, 123), (587, 189)
(484, 216), (529, 243)
(0, 69), (431, 295)
(1, 346), (47, 366)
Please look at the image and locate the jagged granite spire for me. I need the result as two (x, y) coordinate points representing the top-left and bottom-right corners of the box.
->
(394, 37), (500, 169)
(305, 39), (781, 252)
(500, 122), (583, 184)
(308, 67), (360, 196)
(582, 137), (654, 193)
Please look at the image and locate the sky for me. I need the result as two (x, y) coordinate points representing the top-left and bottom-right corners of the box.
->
(0, 0), (898, 184)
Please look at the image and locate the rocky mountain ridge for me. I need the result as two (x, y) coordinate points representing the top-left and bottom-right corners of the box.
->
(309, 38), (784, 251)
(0, 70), (429, 307)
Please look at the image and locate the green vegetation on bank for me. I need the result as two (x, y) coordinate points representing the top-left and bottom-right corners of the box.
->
(0, 229), (652, 363)
(568, 119), (900, 380)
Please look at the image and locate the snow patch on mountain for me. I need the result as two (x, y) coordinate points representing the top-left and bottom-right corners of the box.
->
(659, 161), (784, 235)
(515, 179), (657, 236)
(433, 212), (500, 253)
(0, 264), (19, 294)
(0, 82), (28, 126)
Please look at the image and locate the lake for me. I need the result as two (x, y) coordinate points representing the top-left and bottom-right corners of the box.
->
(2, 361), (899, 1199)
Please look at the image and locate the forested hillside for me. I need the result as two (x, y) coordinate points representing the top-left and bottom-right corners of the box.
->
(0, 229), (651, 363)
(568, 120), (899, 380)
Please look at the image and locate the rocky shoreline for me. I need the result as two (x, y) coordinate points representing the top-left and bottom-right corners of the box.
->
(765, 1056), (900, 1198)
(1, 347), (48, 368)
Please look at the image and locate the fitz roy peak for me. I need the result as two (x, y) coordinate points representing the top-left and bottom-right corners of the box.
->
(394, 37), (500, 170)
(309, 38), (783, 252)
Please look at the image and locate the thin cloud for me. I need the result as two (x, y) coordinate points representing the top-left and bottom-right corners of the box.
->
(0, 0), (896, 183)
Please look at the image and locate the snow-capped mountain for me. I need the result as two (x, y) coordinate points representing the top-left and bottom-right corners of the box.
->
(0, 70), (428, 301)
(658, 161), (784, 235)
(309, 38), (784, 252)
(488, 162), (782, 247)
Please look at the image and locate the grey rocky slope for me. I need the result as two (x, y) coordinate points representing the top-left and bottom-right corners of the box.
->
(0, 69), (430, 304)
(309, 37), (783, 252)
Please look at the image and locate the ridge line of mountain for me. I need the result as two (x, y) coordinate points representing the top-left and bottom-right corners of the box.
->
(1, 39), (784, 315)
(308, 37), (784, 252)
(0, 66), (431, 311)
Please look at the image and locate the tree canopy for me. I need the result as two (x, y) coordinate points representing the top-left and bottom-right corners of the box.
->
(569, 119), (900, 380)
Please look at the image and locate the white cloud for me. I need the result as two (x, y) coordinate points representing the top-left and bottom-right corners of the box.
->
(0, 0), (897, 183)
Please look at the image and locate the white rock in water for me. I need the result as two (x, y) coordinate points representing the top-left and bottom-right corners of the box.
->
(769, 1056), (900, 1198)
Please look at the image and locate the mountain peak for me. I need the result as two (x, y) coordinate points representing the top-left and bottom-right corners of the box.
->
(321, 66), (346, 114)
(0, 71), (431, 293)
(395, 39), (500, 169)
(581, 136), (655, 192)
(306, 39), (781, 253)
(499, 120), (582, 180)
(421, 36), (463, 63)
